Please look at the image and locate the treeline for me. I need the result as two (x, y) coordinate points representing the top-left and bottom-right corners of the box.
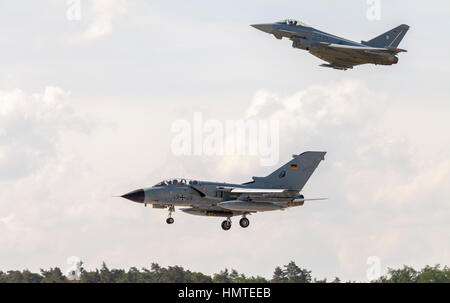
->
(0, 261), (449, 283)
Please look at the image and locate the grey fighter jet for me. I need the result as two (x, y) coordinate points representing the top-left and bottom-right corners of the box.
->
(121, 151), (326, 231)
(252, 19), (409, 70)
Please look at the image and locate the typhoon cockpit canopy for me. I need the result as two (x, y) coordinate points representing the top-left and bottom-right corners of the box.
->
(276, 19), (311, 27)
(154, 178), (200, 187)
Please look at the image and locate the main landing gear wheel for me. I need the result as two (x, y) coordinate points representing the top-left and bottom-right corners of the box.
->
(239, 217), (250, 228)
(166, 217), (174, 224)
(221, 220), (232, 231)
(166, 205), (175, 224)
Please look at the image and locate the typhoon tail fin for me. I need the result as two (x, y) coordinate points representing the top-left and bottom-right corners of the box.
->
(250, 151), (326, 190)
(362, 24), (410, 48)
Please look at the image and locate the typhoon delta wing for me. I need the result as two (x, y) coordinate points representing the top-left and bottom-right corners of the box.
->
(252, 19), (409, 70)
(121, 152), (326, 231)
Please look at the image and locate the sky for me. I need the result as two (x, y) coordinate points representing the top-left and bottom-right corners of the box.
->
(0, 0), (449, 282)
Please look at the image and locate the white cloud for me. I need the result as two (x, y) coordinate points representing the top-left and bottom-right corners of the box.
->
(0, 213), (29, 232)
(0, 87), (89, 180)
(68, 0), (127, 43)
(0, 86), (94, 256)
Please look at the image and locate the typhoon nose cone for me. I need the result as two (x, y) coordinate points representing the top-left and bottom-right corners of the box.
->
(121, 189), (145, 203)
(251, 23), (274, 34)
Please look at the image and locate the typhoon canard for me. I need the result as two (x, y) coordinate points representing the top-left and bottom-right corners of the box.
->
(121, 152), (326, 231)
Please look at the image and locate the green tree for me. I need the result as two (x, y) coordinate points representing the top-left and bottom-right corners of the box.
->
(162, 266), (187, 283)
(212, 269), (231, 283)
(229, 269), (240, 282)
(126, 267), (140, 283)
(244, 276), (268, 283)
(110, 268), (126, 282)
(40, 267), (66, 283)
(185, 271), (212, 283)
(22, 270), (43, 283)
(99, 262), (113, 283)
(150, 263), (162, 282)
(80, 269), (101, 283)
(417, 265), (450, 283)
(283, 261), (311, 283)
(271, 266), (287, 283)
(1, 262), (449, 283)
(331, 277), (341, 283)
(3, 270), (24, 283)
(140, 267), (156, 282)
(377, 265), (418, 283)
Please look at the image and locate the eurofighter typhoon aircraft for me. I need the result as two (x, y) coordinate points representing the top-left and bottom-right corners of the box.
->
(252, 19), (409, 70)
(121, 152), (326, 231)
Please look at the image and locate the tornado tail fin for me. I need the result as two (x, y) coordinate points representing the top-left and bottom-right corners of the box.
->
(252, 151), (326, 190)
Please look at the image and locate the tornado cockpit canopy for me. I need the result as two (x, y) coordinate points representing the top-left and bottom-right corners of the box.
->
(154, 178), (200, 187)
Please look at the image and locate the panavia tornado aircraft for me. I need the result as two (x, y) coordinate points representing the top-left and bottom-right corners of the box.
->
(121, 151), (326, 231)
(251, 19), (409, 70)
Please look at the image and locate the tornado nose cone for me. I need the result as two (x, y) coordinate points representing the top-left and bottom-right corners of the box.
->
(251, 23), (273, 34)
(121, 189), (145, 203)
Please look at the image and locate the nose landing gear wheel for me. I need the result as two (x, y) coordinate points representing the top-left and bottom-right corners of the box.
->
(221, 220), (231, 231)
(166, 217), (174, 224)
(239, 217), (250, 228)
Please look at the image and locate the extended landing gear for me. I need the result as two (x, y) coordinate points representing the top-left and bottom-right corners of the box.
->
(221, 218), (232, 231)
(239, 217), (250, 228)
(166, 205), (175, 225)
(221, 216), (250, 230)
